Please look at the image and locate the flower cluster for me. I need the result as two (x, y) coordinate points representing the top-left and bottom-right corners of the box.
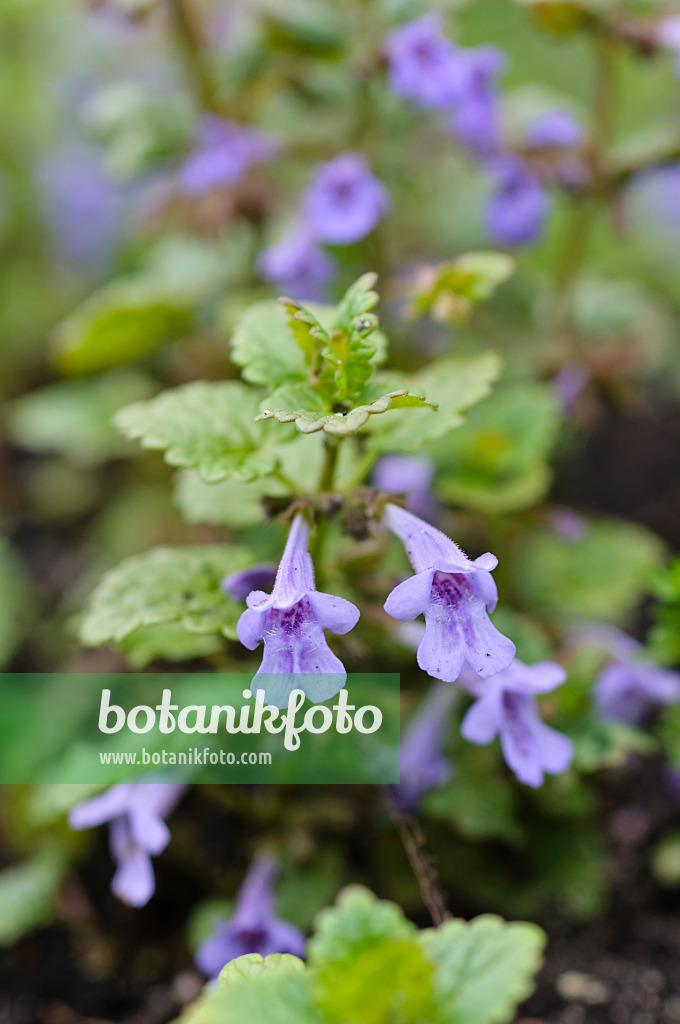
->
(384, 14), (584, 247)
(229, 504), (572, 791)
(258, 153), (389, 299)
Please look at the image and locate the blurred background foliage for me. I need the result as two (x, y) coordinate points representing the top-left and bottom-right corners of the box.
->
(2, 0), (680, 1018)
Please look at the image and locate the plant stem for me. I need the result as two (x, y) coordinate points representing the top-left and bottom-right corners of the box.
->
(309, 437), (341, 576)
(166, 0), (219, 112)
(382, 787), (451, 926)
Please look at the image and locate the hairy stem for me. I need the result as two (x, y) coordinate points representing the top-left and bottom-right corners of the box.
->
(309, 437), (341, 579)
(382, 787), (451, 926)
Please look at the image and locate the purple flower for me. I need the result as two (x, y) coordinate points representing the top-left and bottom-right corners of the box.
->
(525, 110), (583, 150)
(237, 514), (360, 707)
(257, 226), (336, 301)
(178, 116), (276, 196)
(547, 508), (587, 543)
(384, 14), (466, 109)
(485, 155), (550, 246)
(460, 660), (573, 787)
(38, 146), (127, 269)
(656, 16), (680, 77)
(392, 683), (456, 813)
(69, 784), (185, 907)
(596, 663), (680, 724)
(552, 362), (590, 412)
(222, 564), (277, 602)
(302, 154), (390, 246)
(372, 455), (436, 519)
(450, 46), (506, 155)
(195, 854), (305, 980)
(382, 503), (515, 682)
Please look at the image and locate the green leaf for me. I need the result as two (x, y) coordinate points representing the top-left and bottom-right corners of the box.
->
(307, 885), (416, 967)
(174, 470), (289, 528)
(185, 959), (323, 1024)
(0, 536), (32, 669)
(219, 953), (306, 988)
(308, 887), (431, 1024)
(512, 520), (665, 626)
(53, 279), (192, 375)
(258, 388), (437, 437)
(419, 915), (545, 1024)
(7, 370), (155, 466)
(425, 764), (522, 845)
(79, 544), (254, 647)
(367, 353), (502, 453)
(435, 383), (561, 512)
(115, 381), (295, 483)
(0, 848), (67, 946)
(231, 302), (308, 387)
(119, 622), (223, 669)
(407, 253), (515, 323)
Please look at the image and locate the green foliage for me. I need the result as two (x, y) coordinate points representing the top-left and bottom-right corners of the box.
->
(258, 387), (437, 437)
(366, 353), (503, 453)
(174, 470), (289, 527)
(0, 847), (67, 946)
(0, 537), (32, 669)
(79, 544), (254, 647)
(511, 519), (665, 625)
(181, 888), (544, 1024)
(648, 557), (680, 666)
(406, 252), (515, 323)
(7, 370), (155, 466)
(53, 280), (193, 375)
(435, 383), (561, 512)
(119, 622), (224, 669)
(115, 381), (295, 482)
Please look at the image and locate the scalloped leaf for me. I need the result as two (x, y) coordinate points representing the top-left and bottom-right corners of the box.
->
(231, 302), (308, 387)
(367, 353), (502, 452)
(115, 381), (295, 482)
(418, 915), (545, 1024)
(257, 389), (437, 436)
(79, 544), (254, 647)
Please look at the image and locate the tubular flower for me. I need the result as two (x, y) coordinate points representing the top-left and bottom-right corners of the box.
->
(383, 503), (515, 682)
(257, 225), (336, 302)
(460, 660), (573, 787)
(237, 515), (360, 708)
(178, 116), (276, 196)
(302, 153), (390, 245)
(69, 783), (186, 907)
(384, 14), (466, 109)
(195, 854), (305, 980)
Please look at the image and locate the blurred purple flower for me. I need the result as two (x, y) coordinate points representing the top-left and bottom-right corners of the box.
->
(303, 154), (390, 245)
(38, 147), (127, 269)
(450, 46), (506, 155)
(69, 783), (185, 907)
(525, 110), (583, 150)
(384, 14), (466, 109)
(552, 362), (590, 412)
(391, 683), (456, 813)
(178, 116), (277, 196)
(195, 854), (305, 980)
(383, 503), (515, 682)
(656, 16), (680, 76)
(547, 508), (587, 543)
(372, 455), (436, 519)
(257, 226), (336, 301)
(595, 660), (680, 725)
(222, 564), (277, 602)
(237, 514), (360, 707)
(485, 155), (550, 246)
(460, 659), (573, 787)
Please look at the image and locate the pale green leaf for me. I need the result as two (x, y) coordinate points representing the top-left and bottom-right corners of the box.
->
(174, 470), (289, 528)
(258, 388), (437, 437)
(307, 885), (416, 967)
(115, 381), (295, 483)
(119, 622), (223, 669)
(184, 963), (323, 1024)
(230, 302), (308, 387)
(367, 353), (502, 452)
(53, 279), (192, 375)
(419, 915), (545, 1024)
(79, 544), (254, 646)
(0, 848), (67, 946)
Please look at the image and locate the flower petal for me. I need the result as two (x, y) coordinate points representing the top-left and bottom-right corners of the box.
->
(384, 569), (435, 621)
(68, 784), (133, 831)
(460, 688), (504, 745)
(237, 606), (268, 650)
(306, 590), (360, 635)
